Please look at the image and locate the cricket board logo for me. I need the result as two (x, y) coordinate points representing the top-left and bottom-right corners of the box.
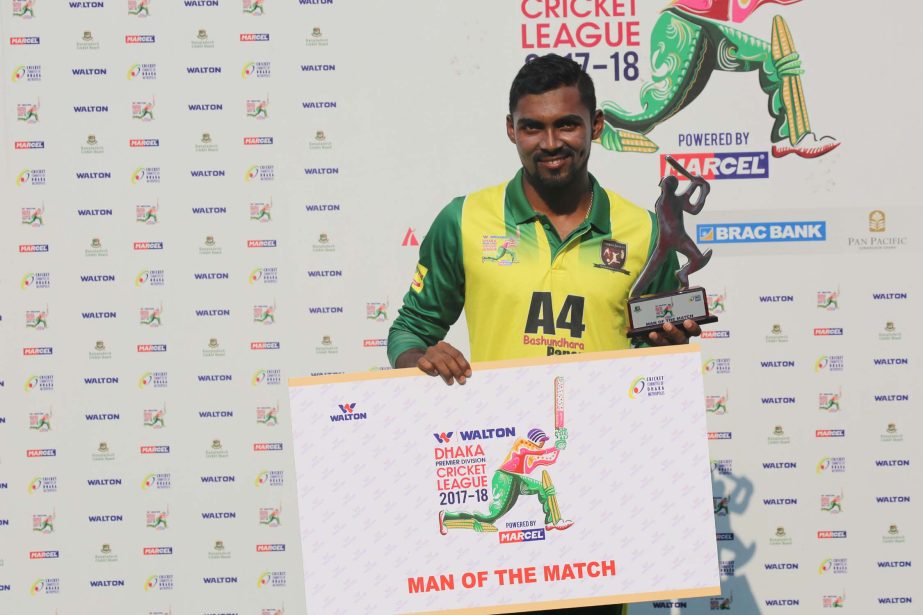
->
(480, 235), (518, 265)
(438, 377), (573, 540)
(629, 375), (665, 399)
(594, 239), (629, 274)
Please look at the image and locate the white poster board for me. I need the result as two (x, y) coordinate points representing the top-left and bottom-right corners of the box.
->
(289, 346), (718, 614)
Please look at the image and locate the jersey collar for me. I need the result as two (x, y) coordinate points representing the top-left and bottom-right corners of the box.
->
(506, 168), (611, 234)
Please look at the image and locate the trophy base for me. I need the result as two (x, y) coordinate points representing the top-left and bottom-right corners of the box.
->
(626, 286), (718, 338)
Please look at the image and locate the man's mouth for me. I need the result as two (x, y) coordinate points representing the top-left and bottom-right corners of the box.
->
(536, 154), (571, 170)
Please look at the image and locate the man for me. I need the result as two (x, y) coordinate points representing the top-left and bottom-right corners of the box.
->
(388, 54), (699, 385)
(390, 55), (701, 614)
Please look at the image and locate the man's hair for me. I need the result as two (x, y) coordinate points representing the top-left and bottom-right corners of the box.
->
(508, 53), (596, 116)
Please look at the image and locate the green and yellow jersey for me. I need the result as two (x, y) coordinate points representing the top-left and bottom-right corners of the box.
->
(388, 170), (678, 365)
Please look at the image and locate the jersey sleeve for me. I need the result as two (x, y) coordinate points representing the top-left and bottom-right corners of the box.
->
(387, 197), (466, 367)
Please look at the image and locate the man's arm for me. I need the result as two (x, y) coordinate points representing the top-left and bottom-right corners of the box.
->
(388, 199), (473, 384)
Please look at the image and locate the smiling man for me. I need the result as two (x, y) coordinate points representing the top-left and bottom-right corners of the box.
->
(389, 54), (699, 389)
(389, 54), (701, 614)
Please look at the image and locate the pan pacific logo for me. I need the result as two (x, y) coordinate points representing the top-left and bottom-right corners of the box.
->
(331, 403), (367, 423)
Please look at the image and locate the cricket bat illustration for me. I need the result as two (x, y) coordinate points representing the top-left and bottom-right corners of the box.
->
(554, 376), (565, 430)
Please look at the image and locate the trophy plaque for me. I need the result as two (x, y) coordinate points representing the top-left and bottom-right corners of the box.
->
(627, 156), (718, 337)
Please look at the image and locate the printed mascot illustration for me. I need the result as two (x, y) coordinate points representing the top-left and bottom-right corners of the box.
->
(439, 378), (572, 535)
(599, 0), (839, 159)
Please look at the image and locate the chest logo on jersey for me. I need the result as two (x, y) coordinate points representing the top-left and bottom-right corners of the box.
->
(480, 235), (519, 266)
(594, 240), (629, 275)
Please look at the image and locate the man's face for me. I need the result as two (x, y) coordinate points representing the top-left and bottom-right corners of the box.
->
(507, 85), (603, 189)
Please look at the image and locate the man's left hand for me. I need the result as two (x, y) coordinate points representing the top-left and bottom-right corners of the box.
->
(646, 319), (701, 346)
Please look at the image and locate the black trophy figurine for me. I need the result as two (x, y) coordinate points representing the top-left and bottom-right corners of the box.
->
(626, 156), (718, 337)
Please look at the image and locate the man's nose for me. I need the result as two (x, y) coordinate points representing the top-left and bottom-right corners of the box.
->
(540, 128), (562, 150)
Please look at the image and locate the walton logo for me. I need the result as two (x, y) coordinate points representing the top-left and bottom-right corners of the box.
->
(433, 432), (453, 443)
(330, 403), (368, 423)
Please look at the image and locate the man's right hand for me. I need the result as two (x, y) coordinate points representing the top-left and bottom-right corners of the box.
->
(395, 341), (472, 386)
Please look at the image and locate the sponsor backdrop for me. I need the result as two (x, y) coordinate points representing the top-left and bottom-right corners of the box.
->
(0, 0), (919, 613)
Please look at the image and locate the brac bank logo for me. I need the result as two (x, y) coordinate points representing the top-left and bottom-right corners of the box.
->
(697, 221), (826, 244)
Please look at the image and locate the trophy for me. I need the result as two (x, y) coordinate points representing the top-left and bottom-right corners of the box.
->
(626, 156), (717, 337)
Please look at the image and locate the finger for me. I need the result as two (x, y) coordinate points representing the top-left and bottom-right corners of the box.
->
(647, 330), (668, 346)
(683, 319), (702, 338)
(661, 322), (688, 345)
(428, 354), (458, 386)
(442, 350), (471, 385)
(439, 342), (473, 378)
(417, 356), (439, 377)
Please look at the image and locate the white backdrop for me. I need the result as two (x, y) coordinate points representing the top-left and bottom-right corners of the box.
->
(1, 1), (919, 613)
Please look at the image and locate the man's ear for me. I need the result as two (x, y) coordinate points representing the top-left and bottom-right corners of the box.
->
(591, 109), (604, 140)
(506, 114), (516, 144)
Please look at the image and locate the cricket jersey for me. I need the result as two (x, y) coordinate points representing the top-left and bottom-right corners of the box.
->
(388, 170), (678, 365)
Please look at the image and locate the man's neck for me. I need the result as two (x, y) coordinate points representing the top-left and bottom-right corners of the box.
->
(522, 171), (592, 216)
(521, 171), (593, 238)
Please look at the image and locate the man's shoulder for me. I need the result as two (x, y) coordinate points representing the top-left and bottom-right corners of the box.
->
(598, 184), (647, 213)
(462, 178), (511, 208)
